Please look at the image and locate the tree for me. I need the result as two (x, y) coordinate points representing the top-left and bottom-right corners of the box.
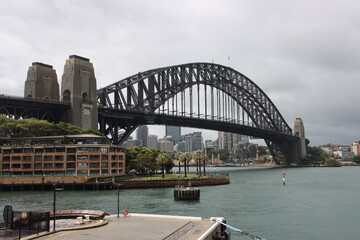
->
(125, 146), (154, 173)
(156, 152), (173, 178)
(0, 116), (103, 137)
(201, 152), (208, 176)
(353, 155), (360, 164)
(324, 158), (341, 167)
(301, 146), (327, 165)
(192, 151), (202, 176)
(183, 152), (192, 177)
(175, 152), (183, 174)
(193, 150), (207, 176)
(131, 151), (158, 174)
(177, 152), (192, 177)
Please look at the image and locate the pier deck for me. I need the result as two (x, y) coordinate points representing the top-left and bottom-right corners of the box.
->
(25, 213), (225, 240)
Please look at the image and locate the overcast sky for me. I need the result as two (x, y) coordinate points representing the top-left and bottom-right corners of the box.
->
(1, 0), (359, 146)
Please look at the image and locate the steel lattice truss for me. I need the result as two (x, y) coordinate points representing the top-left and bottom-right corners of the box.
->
(0, 95), (69, 122)
(97, 63), (300, 163)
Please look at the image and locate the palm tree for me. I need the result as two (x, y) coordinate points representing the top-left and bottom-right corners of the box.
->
(156, 152), (172, 178)
(175, 152), (183, 174)
(193, 150), (203, 176)
(201, 153), (208, 176)
(183, 152), (192, 178)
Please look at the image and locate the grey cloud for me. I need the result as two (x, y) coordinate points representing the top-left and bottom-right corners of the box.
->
(1, 0), (359, 146)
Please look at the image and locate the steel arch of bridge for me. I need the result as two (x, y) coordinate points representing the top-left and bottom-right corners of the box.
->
(97, 63), (300, 163)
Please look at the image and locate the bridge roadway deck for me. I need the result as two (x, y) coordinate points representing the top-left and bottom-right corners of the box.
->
(24, 213), (224, 240)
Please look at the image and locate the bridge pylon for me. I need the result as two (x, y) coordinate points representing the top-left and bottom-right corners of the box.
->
(61, 55), (98, 130)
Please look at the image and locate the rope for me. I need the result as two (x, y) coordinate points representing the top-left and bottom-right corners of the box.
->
(212, 219), (266, 240)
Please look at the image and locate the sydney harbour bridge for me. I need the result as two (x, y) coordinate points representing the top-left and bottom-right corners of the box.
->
(0, 55), (305, 164)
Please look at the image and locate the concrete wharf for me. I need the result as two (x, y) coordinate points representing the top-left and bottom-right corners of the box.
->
(23, 213), (227, 240)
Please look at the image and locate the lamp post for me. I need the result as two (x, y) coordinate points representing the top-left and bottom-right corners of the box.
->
(117, 184), (121, 218)
(53, 184), (64, 231)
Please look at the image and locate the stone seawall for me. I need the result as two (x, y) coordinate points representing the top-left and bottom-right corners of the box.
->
(118, 177), (230, 189)
(0, 175), (89, 184)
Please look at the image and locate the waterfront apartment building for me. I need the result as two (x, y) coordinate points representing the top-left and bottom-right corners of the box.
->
(0, 134), (125, 177)
(351, 141), (360, 155)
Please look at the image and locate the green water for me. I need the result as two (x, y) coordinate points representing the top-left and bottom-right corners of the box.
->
(1, 167), (360, 240)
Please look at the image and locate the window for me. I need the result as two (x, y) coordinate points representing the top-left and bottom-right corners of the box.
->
(44, 163), (53, 169)
(55, 163), (64, 169)
(23, 156), (32, 162)
(44, 156), (53, 161)
(3, 149), (11, 155)
(34, 163), (42, 169)
(22, 164), (32, 169)
(82, 92), (88, 103)
(77, 155), (88, 160)
(24, 148), (33, 153)
(14, 149), (23, 153)
(90, 155), (100, 161)
(63, 89), (71, 101)
(55, 148), (65, 152)
(55, 156), (64, 161)
(35, 149), (44, 154)
(35, 156), (42, 162)
(77, 162), (88, 168)
(67, 148), (76, 153)
(45, 148), (54, 153)
(66, 163), (75, 169)
(90, 163), (99, 168)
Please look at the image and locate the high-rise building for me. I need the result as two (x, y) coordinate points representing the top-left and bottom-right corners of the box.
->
(126, 139), (142, 148)
(218, 132), (249, 150)
(176, 141), (186, 152)
(159, 138), (174, 153)
(136, 125), (148, 146)
(165, 125), (181, 143)
(147, 135), (158, 149)
(184, 132), (203, 152)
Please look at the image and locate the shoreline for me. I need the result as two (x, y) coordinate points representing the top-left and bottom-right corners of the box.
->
(0, 175), (230, 191)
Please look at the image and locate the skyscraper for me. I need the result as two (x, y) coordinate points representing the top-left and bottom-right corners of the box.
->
(147, 135), (158, 149)
(136, 125), (148, 146)
(165, 125), (181, 144)
(184, 132), (203, 152)
(218, 132), (249, 150)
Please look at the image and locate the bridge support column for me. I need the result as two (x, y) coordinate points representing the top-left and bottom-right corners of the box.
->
(293, 118), (307, 159)
(24, 62), (60, 101)
(61, 55), (98, 130)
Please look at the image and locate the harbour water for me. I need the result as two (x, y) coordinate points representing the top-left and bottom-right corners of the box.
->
(1, 166), (360, 240)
